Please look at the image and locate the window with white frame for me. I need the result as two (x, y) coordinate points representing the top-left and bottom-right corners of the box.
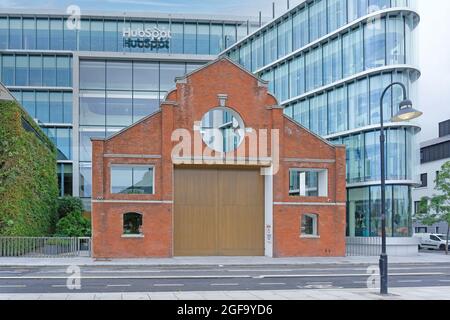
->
(301, 213), (319, 237)
(111, 165), (154, 194)
(289, 169), (328, 197)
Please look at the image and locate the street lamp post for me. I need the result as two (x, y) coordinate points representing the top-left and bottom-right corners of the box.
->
(379, 82), (423, 295)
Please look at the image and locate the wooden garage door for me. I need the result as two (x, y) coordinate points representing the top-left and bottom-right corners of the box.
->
(174, 168), (264, 256)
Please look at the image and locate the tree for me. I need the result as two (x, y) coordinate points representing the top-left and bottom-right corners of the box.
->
(416, 161), (450, 255)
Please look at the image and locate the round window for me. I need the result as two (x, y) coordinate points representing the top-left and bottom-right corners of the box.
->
(200, 107), (245, 153)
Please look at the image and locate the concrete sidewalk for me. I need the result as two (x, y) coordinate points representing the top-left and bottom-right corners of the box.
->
(0, 254), (449, 267)
(1, 286), (449, 300)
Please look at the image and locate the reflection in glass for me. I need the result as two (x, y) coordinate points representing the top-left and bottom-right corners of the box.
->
(111, 166), (154, 194)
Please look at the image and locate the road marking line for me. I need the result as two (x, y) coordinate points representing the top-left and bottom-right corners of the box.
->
(256, 272), (445, 279)
(259, 282), (286, 286)
(306, 282), (333, 285)
(106, 284), (131, 287)
(51, 285), (68, 288)
(228, 269), (294, 272)
(210, 283), (239, 286)
(0, 275), (251, 280)
(439, 280), (450, 282)
(84, 270), (162, 274)
(0, 285), (27, 288)
(353, 281), (368, 284)
(397, 280), (423, 283)
(153, 283), (184, 287)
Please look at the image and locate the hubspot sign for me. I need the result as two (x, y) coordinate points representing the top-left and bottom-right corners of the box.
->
(122, 27), (171, 50)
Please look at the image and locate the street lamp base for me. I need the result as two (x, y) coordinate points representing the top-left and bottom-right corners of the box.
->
(379, 253), (389, 295)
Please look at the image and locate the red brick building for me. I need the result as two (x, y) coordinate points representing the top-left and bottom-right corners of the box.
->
(91, 57), (346, 258)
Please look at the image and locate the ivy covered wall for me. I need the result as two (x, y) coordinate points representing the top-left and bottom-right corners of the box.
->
(0, 99), (59, 236)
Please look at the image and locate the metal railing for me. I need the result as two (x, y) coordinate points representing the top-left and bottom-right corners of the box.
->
(0, 237), (91, 258)
(346, 237), (382, 256)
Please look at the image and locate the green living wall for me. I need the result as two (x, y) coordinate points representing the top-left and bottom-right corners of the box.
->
(0, 99), (58, 236)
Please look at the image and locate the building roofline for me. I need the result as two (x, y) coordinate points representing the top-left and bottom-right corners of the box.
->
(420, 135), (450, 149)
(0, 8), (262, 23)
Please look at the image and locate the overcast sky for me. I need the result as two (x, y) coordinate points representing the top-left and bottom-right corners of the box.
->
(1, 0), (448, 142)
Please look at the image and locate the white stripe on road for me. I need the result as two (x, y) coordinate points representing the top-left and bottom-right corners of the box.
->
(153, 283), (184, 287)
(83, 270), (162, 274)
(210, 283), (239, 286)
(0, 285), (27, 288)
(259, 283), (286, 286)
(439, 280), (450, 282)
(397, 280), (423, 283)
(254, 272), (445, 279)
(51, 285), (68, 288)
(106, 284), (131, 287)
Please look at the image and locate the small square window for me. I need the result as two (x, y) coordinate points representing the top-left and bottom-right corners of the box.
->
(123, 212), (143, 236)
(301, 214), (319, 237)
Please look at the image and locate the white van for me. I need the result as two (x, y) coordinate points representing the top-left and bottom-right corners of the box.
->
(414, 233), (450, 251)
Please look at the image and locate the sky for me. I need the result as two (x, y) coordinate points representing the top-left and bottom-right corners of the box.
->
(0, 0), (448, 142)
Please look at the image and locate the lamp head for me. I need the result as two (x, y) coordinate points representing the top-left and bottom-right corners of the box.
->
(391, 99), (423, 122)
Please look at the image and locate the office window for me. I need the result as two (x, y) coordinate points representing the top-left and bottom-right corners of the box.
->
(104, 20), (118, 52)
(111, 166), (154, 194)
(184, 23), (196, 54)
(1, 55), (14, 85)
(239, 43), (251, 71)
(123, 213), (143, 235)
(277, 18), (292, 59)
(264, 27), (277, 65)
(43, 56), (57, 87)
(49, 92), (63, 123)
(133, 62), (159, 91)
(106, 61), (132, 90)
(289, 56), (305, 98)
(343, 134), (365, 183)
(133, 91), (161, 122)
(343, 28), (364, 78)
(365, 131), (381, 181)
(0, 18), (7, 49)
(309, 93), (327, 136)
(79, 128), (105, 162)
(323, 39), (342, 85)
(23, 18), (36, 49)
(289, 169), (328, 197)
(328, 86), (348, 134)
(292, 100), (310, 129)
(50, 18), (63, 50)
(419, 173), (428, 188)
(106, 91), (133, 127)
(251, 35), (264, 72)
(9, 18), (22, 49)
(305, 48), (323, 91)
(63, 18), (77, 50)
(386, 16), (406, 65)
(301, 214), (319, 236)
(90, 20), (104, 52)
(292, 8), (308, 50)
(369, 74), (391, 124)
(79, 20), (90, 51)
(15, 55), (29, 86)
(63, 92), (73, 123)
(36, 91), (49, 123)
(348, 79), (369, 129)
(79, 90), (106, 126)
(36, 18), (49, 50)
(29, 56), (42, 86)
(436, 171), (440, 185)
(56, 56), (71, 87)
(80, 60), (106, 90)
(224, 24), (236, 48)
(57, 163), (73, 197)
(156, 22), (169, 54)
(347, 187), (370, 236)
(170, 23), (183, 54)
(197, 23), (210, 54)
(369, 0), (390, 11)
(387, 128), (406, 180)
(364, 18), (386, 69)
(22, 91), (36, 118)
(309, 0), (327, 41)
(210, 24), (223, 54)
(348, 0), (368, 22)
(274, 63), (289, 102)
(79, 163), (92, 197)
(328, 0), (347, 32)
(160, 63), (185, 91)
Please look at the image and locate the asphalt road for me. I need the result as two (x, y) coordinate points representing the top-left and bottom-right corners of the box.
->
(0, 262), (450, 294)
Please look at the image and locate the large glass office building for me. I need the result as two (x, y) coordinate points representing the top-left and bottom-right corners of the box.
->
(0, 9), (260, 208)
(223, 0), (421, 240)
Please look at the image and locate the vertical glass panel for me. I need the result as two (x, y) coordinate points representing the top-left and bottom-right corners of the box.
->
(263, 27), (277, 65)
(328, 86), (348, 134)
(224, 24), (236, 48)
(23, 18), (36, 50)
(184, 23), (196, 54)
(156, 22), (169, 54)
(129, 21), (144, 53)
(22, 91), (36, 118)
(106, 91), (132, 127)
(405, 14), (416, 66)
(36, 91), (49, 123)
(104, 20), (118, 52)
(56, 56), (71, 87)
(239, 43), (251, 71)
(348, 78), (369, 129)
(323, 39), (342, 85)
(111, 167), (132, 194)
(118, 21), (130, 52)
(29, 55), (42, 86)
(277, 18), (292, 59)
(343, 28), (364, 78)
(348, 0), (368, 22)
(251, 35), (263, 72)
(392, 0), (408, 6)
(43, 56), (57, 87)
(63, 18), (77, 50)
(387, 128), (406, 180)
(36, 18), (49, 50)
(309, 0), (327, 41)
(369, 186), (391, 237)
(274, 63), (289, 103)
(79, 163), (92, 197)
(63, 164), (73, 196)
(309, 93), (327, 136)
(133, 62), (159, 91)
(328, 0), (347, 32)
(90, 20), (104, 52)
(364, 18), (386, 69)
(305, 48), (323, 91)
(386, 16), (405, 65)
(160, 62), (185, 91)
(237, 23), (247, 41)
(106, 61), (132, 90)
(197, 23), (210, 55)
(343, 133), (365, 183)
(369, 74), (392, 124)
(50, 18), (63, 50)
(15, 55), (29, 86)
(293, 100), (310, 129)
(79, 128), (105, 162)
(80, 60), (105, 90)
(79, 90), (106, 125)
(393, 186), (411, 237)
(347, 187), (370, 237)
(9, 18), (22, 49)
(1, 55), (15, 85)
(170, 23), (183, 54)
(365, 130), (382, 181)
(78, 20), (90, 51)
(289, 56), (305, 98)
(57, 128), (72, 160)
(261, 70), (274, 95)
(210, 24), (223, 54)
(284, 105), (293, 118)
(133, 91), (160, 122)
(0, 18), (8, 49)
(49, 92), (63, 123)
(63, 92), (73, 123)
(292, 8), (309, 50)
(369, 0), (390, 11)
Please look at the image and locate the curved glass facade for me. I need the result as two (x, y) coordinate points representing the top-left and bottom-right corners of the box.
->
(223, 0), (420, 239)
